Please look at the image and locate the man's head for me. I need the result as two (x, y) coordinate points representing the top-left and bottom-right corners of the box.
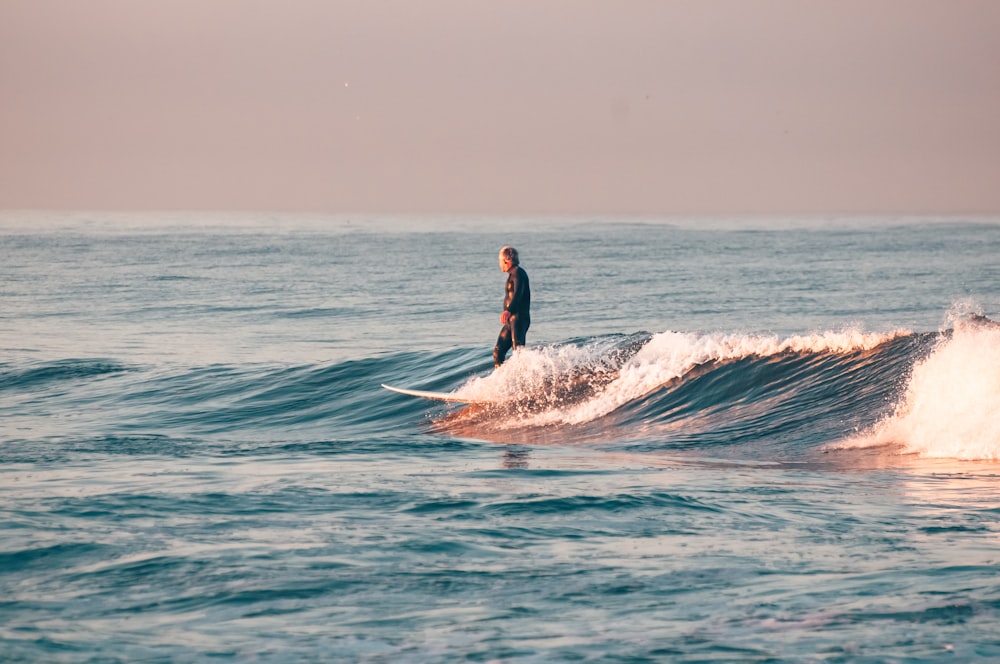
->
(498, 246), (519, 271)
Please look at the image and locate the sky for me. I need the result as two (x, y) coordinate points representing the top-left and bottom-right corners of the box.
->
(2, 1), (999, 215)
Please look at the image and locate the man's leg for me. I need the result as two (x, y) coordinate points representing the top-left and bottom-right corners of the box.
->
(511, 314), (529, 350)
(494, 326), (513, 367)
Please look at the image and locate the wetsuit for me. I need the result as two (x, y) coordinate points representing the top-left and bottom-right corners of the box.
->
(494, 265), (530, 367)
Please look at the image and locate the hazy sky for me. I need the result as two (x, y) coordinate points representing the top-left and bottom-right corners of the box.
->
(2, 1), (999, 215)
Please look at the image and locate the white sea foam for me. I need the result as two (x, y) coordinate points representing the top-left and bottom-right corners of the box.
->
(458, 327), (906, 427)
(842, 319), (1000, 460)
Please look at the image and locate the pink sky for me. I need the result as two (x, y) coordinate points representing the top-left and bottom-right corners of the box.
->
(2, 1), (999, 214)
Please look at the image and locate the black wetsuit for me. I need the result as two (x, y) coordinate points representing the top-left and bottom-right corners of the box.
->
(494, 265), (530, 367)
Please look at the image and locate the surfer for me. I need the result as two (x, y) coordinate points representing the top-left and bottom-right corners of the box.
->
(494, 246), (531, 368)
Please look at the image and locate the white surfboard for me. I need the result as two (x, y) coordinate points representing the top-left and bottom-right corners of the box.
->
(381, 383), (484, 404)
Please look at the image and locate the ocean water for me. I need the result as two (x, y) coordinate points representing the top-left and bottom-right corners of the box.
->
(2, 211), (1000, 662)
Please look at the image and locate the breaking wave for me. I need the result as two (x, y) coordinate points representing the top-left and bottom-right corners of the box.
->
(839, 315), (1000, 460)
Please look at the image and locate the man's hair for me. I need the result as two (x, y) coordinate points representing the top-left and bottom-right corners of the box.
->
(500, 246), (519, 266)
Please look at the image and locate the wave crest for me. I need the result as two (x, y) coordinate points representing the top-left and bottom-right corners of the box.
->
(452, 327), (906, 428)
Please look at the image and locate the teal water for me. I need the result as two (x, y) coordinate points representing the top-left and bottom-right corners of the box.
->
(2, 213), (1000, 661)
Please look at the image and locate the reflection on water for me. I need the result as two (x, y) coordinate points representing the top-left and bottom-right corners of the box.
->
(899, 461), (1000, 510)
(501, 446), (531, 469)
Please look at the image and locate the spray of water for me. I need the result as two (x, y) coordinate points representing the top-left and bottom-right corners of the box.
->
(845, 315), (1000, 460)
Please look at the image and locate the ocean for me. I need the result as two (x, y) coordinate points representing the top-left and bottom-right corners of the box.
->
(2, 212), (1000, 662)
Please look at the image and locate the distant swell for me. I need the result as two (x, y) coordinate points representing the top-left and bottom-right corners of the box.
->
(0, 359), (129, 391)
